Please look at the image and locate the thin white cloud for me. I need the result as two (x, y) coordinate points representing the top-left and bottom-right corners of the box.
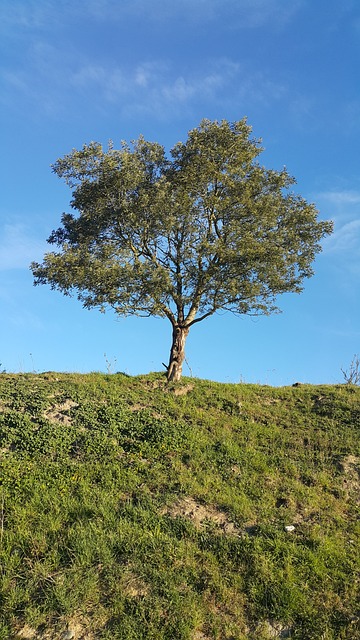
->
(0, 0), (303, 32)
(159, 60), (240, 105)
(0, 2), (47, 30)
(67, 56), (285, 117)
(0, 40), (68, 115)
(134, 63), (161, 89)
(317, 189), (360, 260)
(0, 0), (75, 37)
(319, 190), (360, 205)
(1, 0), (292, 120)
(87, 0), (303, 29)
(4, 42), (286, 119)
(325, 219), (360, 253)
(0, 224), (46, 270)
(1, 70), (29, 92)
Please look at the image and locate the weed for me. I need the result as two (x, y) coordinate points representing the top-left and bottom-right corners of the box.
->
(341, 354), (360, 385)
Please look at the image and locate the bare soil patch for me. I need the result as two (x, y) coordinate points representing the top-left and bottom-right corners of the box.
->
(340, 454), (360, 500)
(122, 573), (149, 598)
(16, 613), (106, 639)
(44, 399), (78, 425)
(252, 619), (293, 638)
(162, 496), (240, 534)
(171, 384), (195, 396)
(15, 625), (37, 639)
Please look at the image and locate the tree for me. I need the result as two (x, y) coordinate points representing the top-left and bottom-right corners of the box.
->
(31, 119), (333, 381)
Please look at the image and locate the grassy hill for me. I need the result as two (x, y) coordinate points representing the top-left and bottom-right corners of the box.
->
(0, 372), (359, 639)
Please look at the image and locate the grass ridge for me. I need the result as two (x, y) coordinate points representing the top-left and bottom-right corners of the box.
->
(0, 373), (359, 639)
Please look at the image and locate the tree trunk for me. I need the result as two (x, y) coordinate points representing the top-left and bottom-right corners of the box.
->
(167, 325), (189, 382)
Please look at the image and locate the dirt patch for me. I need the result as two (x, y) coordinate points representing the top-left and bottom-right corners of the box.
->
(162, 496), (239, 535)
(122, 573), (149, 598)
(15, 613), (107, 639)
(57, 615), (102, 640)
(129, 403), (146, 412)
(340, 454), (360, 500)
(171, 384), (194, 396)
(251, 619), (293, 639)
(44, 399), (78, 426)
(15, 626), (37, 639)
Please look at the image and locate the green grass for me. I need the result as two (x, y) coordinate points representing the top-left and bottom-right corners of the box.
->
(0, 372), (359, 639)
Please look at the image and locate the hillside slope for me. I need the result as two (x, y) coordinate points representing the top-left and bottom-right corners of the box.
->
(0, 373), (359, 639)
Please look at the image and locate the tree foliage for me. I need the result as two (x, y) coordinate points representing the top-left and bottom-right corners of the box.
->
(31, 119), (333, 380)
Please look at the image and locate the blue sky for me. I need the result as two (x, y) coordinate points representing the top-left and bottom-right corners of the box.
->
(1, 0), (359, 385)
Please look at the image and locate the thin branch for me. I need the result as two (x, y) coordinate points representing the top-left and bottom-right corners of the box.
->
(186, 308), (216, 327)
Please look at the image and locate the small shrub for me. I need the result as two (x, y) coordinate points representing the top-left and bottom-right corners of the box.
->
(341, 354), (360, 385)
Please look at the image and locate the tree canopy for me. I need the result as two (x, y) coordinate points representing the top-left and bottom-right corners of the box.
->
(31, 119), (333, 380)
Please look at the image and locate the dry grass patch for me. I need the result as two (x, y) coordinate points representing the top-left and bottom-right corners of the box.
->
(162, 496), (240, 535)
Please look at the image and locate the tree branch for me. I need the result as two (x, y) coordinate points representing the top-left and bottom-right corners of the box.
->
(186, 308), (216, 327)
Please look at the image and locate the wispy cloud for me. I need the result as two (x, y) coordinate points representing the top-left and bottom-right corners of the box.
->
(317, 189), (360, 262)
(325, 219), (360, 253)
(69, 58), (241, 115)
(72, 57), (288, 116)
(0, 1), (50, 30)
(93, 0), (304, 29)
(1, 0), (295, 120)
(0, 0), (303, 31)
(1, 39), (286, 119)
(319, 190), (360, 205)
(0, 224), (46, 271)
(0, 40), (69, 115)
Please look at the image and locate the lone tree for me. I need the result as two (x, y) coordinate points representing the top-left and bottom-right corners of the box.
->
(31, 119), (332, 381)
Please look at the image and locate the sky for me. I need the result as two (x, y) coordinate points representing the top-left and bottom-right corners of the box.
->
(0, 0), (359, 385)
